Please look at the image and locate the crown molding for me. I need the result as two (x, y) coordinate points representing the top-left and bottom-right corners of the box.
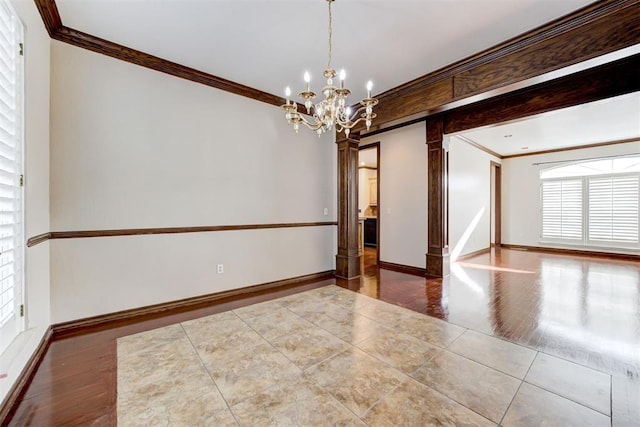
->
(33, 0), (285, 107)
(501, 137), (640, 159)
(34, 0), (640, 125)
(454, 135), (503, 159)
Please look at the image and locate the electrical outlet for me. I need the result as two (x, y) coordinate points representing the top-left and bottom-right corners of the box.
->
(217, 264), (224, 274)
(323, 208), (328, 216)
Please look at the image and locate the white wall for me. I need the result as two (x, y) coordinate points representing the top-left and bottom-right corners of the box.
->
(0, 0), (50, 404)
(502, 141), (640, 253)
(449, 137), (501, 259)
(50, 42), (336, 323)
(363, 122), (427, 268)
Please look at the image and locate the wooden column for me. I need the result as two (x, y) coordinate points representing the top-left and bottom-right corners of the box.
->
(336, 136), (361, 279)
(426, 117), (450, 277)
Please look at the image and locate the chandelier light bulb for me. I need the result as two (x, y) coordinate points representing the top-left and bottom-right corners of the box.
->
(367, 80), (373, 98)
(304, 71), (310, 83)
(285, 86), (291, 105)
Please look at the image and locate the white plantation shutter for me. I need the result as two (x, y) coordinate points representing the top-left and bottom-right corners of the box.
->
(0, 0), (22, 327)
(541, 179), (582, 240)
(588, 176), (639, 244)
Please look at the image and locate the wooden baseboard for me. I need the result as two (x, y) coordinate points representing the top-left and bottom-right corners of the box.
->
(455, 247), (491, 261)
(0, 327), (53, 423)
(378, 261), (427, 277)
(52, 270), (335, 338)
(499, 244), (640, 261)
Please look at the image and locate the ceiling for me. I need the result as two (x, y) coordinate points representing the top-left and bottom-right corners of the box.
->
(56, 0), (596, 103)
(456, 92), (640, 156)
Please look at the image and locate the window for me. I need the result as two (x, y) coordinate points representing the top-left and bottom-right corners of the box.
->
(540, 156), (640, 248)
(588, 175), (639, 243)
(541, 179), (582, 240)
(0, 0), (23, 355)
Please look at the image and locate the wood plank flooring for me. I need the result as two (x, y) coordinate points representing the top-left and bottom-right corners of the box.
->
(5, 248), (640, 425)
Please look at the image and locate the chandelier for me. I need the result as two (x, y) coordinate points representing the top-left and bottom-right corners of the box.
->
(282, 0), (378, 137)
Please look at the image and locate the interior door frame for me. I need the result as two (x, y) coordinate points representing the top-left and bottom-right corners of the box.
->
(490, 161), (502, 246)
(358, 141), (381, 264)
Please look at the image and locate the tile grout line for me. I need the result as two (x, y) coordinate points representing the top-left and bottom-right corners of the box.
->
(444, 327), (469, 349)
(522, 353), (613, 418)
(275, 289), (438, 424)
(358, 379), (405, 422)
(498, 349), (539, 426)
(235, 301), (341, 372)
(178, 322), (242, 427)
(609, 374), (613, 427)
(240, 292), (380, 424)
(404, 374), (499, 426)
(328, 297), (512, 424)
(522, 379), (613, 419)
(230, 296), (374, 423)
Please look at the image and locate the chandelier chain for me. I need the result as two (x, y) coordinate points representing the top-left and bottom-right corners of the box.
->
(327, 0), (332, 69)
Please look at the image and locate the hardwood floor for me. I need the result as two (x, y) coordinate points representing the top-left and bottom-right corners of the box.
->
(6, 248), (640, 425)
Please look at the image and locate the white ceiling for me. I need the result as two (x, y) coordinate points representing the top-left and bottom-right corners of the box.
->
(456, 92), (640, 156)
(56, 0), (595, 102)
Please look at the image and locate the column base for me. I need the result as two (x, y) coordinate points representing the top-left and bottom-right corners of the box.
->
(335, 254), (362, 279)
(426, 252), (450, 278)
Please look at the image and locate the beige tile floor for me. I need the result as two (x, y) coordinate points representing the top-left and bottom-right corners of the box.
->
(117, 285), (618, 426)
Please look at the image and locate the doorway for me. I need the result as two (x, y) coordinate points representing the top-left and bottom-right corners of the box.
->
(490, 161), (502, 246)
(358, 143), (380, 270)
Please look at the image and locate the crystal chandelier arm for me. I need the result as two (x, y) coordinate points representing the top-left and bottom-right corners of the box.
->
(297, 113), (325, 131)
(345, 105), (368, 122)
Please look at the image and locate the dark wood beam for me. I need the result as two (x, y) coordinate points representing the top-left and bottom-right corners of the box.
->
(362, 0), (640, 131)
(444, 53), (640, 134)
(452, 0), (640, 98)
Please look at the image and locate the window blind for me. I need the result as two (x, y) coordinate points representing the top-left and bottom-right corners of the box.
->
(588, 176), (639, 244)
(541, 179), (582, 240)
(0, 0), (21, 327)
